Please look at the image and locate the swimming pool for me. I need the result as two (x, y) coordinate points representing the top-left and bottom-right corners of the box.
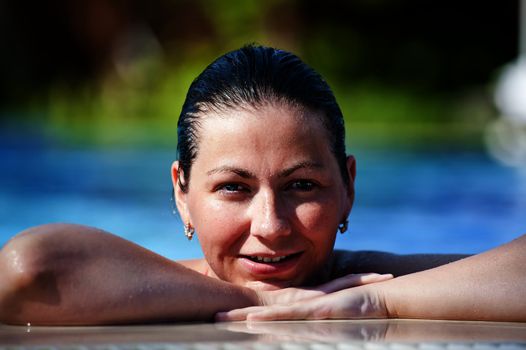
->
(1, 145), (524, 260)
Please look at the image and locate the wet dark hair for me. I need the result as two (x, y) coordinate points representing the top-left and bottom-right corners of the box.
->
(177, 45), (348, 192)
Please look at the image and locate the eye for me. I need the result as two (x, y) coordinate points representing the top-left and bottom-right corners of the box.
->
(221, 184), (245, 192)
(288, 180), (317, 192)
(215, 183), (250, 195)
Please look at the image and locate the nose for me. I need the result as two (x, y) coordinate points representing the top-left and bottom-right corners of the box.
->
(249, 188), (291, 240)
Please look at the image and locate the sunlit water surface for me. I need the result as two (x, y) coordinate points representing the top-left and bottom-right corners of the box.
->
(1, 146), (525, 260)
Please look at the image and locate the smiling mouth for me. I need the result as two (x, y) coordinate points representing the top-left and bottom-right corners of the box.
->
(245, 252), (302, 264)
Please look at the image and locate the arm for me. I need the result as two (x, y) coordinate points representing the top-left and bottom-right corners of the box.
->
(0, 224), (259, 325)
(383, 234), (526, 321)
(219, 234), (526, 322)
(0, 224), (386, 325)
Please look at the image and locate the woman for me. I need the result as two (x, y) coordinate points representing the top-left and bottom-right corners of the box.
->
(0, 45), (524, 325)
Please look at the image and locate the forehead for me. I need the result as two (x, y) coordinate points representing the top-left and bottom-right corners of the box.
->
(192, 103), (334, 172)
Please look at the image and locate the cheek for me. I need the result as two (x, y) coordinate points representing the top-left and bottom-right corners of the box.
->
(189, 199), (247, 257)
(294, 203), (339, 253)
(294, 195), (342, 233)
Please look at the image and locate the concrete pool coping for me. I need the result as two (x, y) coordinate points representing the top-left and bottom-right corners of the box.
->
(1, 319), (526, 347)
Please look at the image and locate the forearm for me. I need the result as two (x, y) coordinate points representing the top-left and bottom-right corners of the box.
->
(0, 224), (258, 325)
(381, 234), (526, 322)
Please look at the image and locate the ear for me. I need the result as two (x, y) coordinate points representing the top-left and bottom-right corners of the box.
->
(344, 155), (356, 216)
(171, 161), (190, 224)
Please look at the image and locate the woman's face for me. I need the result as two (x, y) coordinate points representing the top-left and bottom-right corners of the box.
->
(173, 103), (355, 290)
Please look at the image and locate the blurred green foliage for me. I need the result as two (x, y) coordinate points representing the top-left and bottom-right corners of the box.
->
(0, 0), (518, 149)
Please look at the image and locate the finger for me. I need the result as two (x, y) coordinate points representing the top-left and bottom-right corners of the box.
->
(317, 273), (393, 294)
(257, 273), (394, 307)
(215, 306), (266, 322)
(246, 304), (315, 321)
(353, 273), (394, 284)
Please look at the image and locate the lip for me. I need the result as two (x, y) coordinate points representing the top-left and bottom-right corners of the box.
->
(238, 252), (303, 277)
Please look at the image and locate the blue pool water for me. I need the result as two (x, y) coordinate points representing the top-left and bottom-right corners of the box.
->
(0, 145), (525, 260)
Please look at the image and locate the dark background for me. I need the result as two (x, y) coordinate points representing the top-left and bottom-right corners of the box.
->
(0, 0), (520, 148)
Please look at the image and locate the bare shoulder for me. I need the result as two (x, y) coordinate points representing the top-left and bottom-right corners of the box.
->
(332, 249), (469, 278)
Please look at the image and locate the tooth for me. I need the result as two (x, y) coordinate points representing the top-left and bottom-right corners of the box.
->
(248, 255), (289, 263)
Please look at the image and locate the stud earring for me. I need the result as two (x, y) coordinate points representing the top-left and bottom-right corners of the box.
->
(184, 223), (195, 240)
(338, 219), (349, 234)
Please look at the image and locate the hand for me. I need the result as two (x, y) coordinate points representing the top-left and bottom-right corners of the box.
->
(255, 273), (393, 306)
(217, 273), (392, 321)
(217, 285), (388, 321)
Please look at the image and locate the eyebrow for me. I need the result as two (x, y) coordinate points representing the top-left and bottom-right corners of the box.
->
(206, 161), (324, 179)
(278, 161), (324, 177)
(206, 166), (256, 178)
